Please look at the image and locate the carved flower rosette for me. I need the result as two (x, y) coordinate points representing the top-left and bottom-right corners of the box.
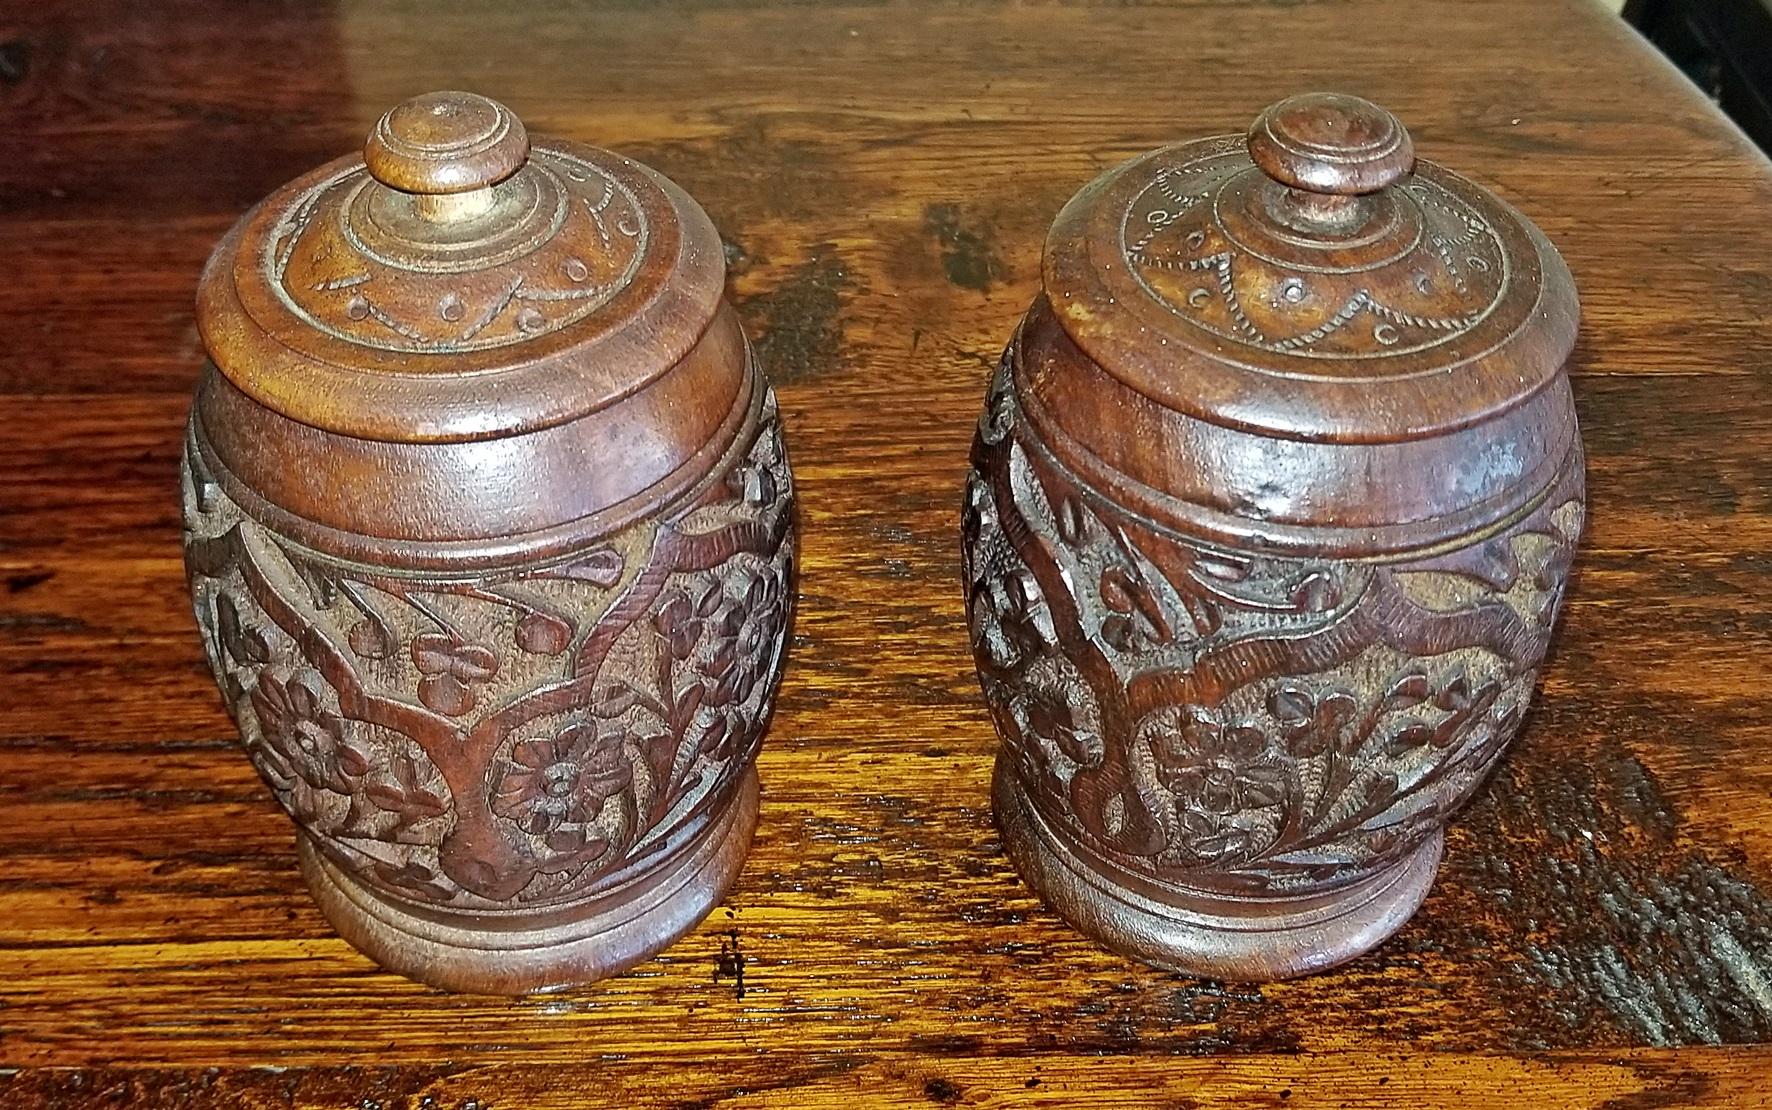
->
(182, 392), (794, 915)
(963, 350), (1583, 899)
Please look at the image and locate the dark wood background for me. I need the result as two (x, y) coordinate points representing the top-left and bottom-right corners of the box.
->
(3, 0), (1772, 1105)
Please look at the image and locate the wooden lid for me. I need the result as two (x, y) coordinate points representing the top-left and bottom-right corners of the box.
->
(196, 91), (726, 443)
(1043, 92), (1578, 445)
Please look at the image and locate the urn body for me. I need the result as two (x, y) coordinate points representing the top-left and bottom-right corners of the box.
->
(182, 93), (794, 993)
(962, 94), (1584, 979)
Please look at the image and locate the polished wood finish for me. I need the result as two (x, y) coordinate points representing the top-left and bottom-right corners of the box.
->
(3, 0), (1772, 1100)
(966, 93), (1584, 978)
(184, 91), (795, 993)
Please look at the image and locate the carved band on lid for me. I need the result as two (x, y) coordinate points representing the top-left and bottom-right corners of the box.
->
(1045, 93), (1578, 444)
(201, 91), (726, 445)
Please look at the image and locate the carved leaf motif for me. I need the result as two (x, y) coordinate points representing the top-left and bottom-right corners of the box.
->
(364, 781), (426, 818)
(547, 548), (625, 588)
(641, 731), (678, 792)
(1319, 691), (1357, 728)
(655, 585), (725, 662)
(729, 459), (779, 506)
(1268, 684), (1315, 728)
(216, 594), (272, 665)
(1240, 767), (1288, 809)
(346, 618), (394, 659)
(672, 684), (707, 731)
(411, 634), (494, 678)
(1386, 720), (1435, 757)
(995, 572), (1050, 662)
(704, 640), (741, 704)
(1026, 687), (1099, 768)
(541, 827), (611, 864)
(590, 685), (641, 720)
(1289, 570), (1339, 613)
(1384, 671), (1432, 712)
(1268, 683), (1357, 759)
(515, 611), (574, 656)
(1055, 497), (1088, 546)
(1099, 566), (1137, 614)
(1483, 538), (1520, 586)
(1099, 615), (1136, 652)
(697, 713), (733, 762)
(337, 744), (371, 778)
(1363, 772), (1401, 806)
(373, 859), (453, 901)
(362, 752), (449, 832)
(1097, 564), (1171, 651)
(285, 556), (339, 609)
(1223, 724), (1268, 760)
(411, 633), (499, 716)
(1285, 729), (1331, 762)
(1181, 592), (1223, 637)
(1435, 670), (1473, 712)
(1192, 554), (1249, 582)
(419, 674), (470, 715)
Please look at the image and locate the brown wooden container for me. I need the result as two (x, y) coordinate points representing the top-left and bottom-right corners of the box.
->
(962, 93), (1583, 979)
(182, 92), (795, 994)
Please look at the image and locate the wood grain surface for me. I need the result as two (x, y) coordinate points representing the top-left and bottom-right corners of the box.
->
(3, 0), (1772, 1104)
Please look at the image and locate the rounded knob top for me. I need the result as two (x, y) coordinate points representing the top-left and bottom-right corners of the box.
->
(365, 91), (530, 195)
(1246, 92), (1414, 196)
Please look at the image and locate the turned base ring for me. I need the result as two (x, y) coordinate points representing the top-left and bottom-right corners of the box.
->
(300, 767), (759, 994)
(993, 757), (1440, 980)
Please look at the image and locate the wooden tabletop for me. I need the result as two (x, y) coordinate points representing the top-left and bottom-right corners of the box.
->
(4, 0), (1772, 1105)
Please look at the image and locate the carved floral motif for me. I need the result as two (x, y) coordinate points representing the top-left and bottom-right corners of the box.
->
(493, 721), (634, 837)
(249, 668), (371, 795)
(410, 633), (499, 716)
(964, 351), (1582, 894)
(183, 390), (793, 911)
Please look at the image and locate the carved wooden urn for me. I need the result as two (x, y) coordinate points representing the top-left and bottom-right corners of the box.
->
(182, 92), (794, 993)
(963, 93), (1583, 979)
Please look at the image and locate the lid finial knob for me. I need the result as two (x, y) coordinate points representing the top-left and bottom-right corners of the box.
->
(1246, 93), (1413, 231)
(365, 91), (529, 221)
